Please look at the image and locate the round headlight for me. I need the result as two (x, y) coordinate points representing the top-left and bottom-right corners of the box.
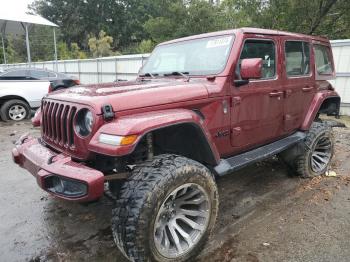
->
(75, 109), (94, 137)
(84, 111), (93, 133)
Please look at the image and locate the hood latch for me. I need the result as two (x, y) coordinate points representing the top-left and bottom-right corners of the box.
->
(102, 104), (114, 121)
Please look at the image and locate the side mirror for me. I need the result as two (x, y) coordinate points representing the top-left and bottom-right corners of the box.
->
(241, 58), (263, 79)
(234, 58), (263, 87)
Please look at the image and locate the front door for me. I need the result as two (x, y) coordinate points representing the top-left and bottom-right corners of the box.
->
(230, 36), (285, 151)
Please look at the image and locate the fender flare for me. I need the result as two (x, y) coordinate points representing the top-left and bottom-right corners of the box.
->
(88, 109), (220, 165)
(300, 90), (340, 131)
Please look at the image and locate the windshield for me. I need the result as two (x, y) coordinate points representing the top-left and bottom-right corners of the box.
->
(140, 35), (234, 76)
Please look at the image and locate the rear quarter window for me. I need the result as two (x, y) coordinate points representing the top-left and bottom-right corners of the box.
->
(314, 44), (334, 75)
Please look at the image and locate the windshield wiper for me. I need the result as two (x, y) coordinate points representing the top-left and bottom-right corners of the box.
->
(139, 72), (158, 78)
(164, 71), (190, 81)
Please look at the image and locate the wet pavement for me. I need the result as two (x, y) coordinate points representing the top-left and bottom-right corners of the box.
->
(1, 119), (350, 262)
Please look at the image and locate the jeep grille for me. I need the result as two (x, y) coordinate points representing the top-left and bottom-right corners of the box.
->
(42, 100), (77, 147)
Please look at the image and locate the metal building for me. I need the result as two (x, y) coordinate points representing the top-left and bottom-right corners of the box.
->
(330, 40), (350, 115)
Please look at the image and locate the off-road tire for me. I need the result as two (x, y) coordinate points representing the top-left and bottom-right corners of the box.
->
(111, 154), (219, 262)
(0, 99), (31, 121)
(280, 122), (334, 178)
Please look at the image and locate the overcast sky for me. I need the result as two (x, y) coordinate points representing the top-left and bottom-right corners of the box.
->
(2, 0), (35, 14)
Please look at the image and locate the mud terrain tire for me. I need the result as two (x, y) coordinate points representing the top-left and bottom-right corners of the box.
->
(111, 154), (219, 262)
(280, 122), (334, 178)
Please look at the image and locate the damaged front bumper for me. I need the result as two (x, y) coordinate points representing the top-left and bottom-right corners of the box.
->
(12, 134), (104, 202)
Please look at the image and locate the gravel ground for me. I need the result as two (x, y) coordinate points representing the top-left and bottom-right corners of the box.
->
(0, 118), (349, 262)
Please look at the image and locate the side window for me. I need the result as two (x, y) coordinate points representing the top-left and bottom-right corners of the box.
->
(48, 72), (57, 78)
(239, 40), (276, 79)
(2, 69), (26, 77)
(30, 70), (50, 78)
(285, 41), (310, 76)
(314, 44), (333, 75)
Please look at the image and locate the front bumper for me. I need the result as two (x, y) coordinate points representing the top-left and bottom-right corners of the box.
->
(12, 134), (104, 202)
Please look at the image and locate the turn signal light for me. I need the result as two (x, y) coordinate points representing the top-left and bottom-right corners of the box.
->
(98, 133), (138, 146)
(120, 135), (138, 145)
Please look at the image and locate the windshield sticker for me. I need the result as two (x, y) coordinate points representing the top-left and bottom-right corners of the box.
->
(206, 36), (232, 48)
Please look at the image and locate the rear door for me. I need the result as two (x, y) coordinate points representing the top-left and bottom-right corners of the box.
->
(230, 35), (285, 150)
(281, 38), (315, 132)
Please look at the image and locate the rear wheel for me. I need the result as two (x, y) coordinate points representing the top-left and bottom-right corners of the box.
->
(280, 122), (334, 178)
(112, 154), (218, 261)
(0, 99), (31, 121)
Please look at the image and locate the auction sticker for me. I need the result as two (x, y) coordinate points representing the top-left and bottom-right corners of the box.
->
(206, 36), (232, 48)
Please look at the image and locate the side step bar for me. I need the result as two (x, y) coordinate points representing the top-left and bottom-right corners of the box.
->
(214, 132), (306, 176)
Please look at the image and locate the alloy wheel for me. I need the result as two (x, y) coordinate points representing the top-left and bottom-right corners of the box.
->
(310, 135), (332, 173)
(8, 105), (27, 121)
(153, 183), (210, 259)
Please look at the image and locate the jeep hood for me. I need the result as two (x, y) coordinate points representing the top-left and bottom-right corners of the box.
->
(46, 79), (209, 114)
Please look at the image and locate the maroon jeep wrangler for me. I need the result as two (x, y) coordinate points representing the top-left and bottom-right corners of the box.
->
(13, 28), (340, 261)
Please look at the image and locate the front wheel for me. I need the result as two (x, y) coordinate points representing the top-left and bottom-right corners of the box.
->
(112, 154), (219, 261)
(0, 99), (31, 121)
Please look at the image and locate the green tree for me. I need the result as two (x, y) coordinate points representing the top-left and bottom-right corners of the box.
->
(4, 36), (15, 63)
(70, 43), (87, 59)
(124, 0), (183, 43)
(31, 0), (190, 51)
(0, 42), (4, 64)
(220, 0), (350, 38)
(56, 42), (87, 60)
(30, 25), (56, 61)
(219, 0), (264, 28)
(57, 41), (71, 60)
(144, 0), (223, 44)
(137, 39), (156, 53)
(5, 35), (24, 63)
(144, 16), (178, 43)
(88, 30), (114, 58)
(31, 0), (148, 50)
(25, 0), (350, 58)
(184, 0), (224, 34)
